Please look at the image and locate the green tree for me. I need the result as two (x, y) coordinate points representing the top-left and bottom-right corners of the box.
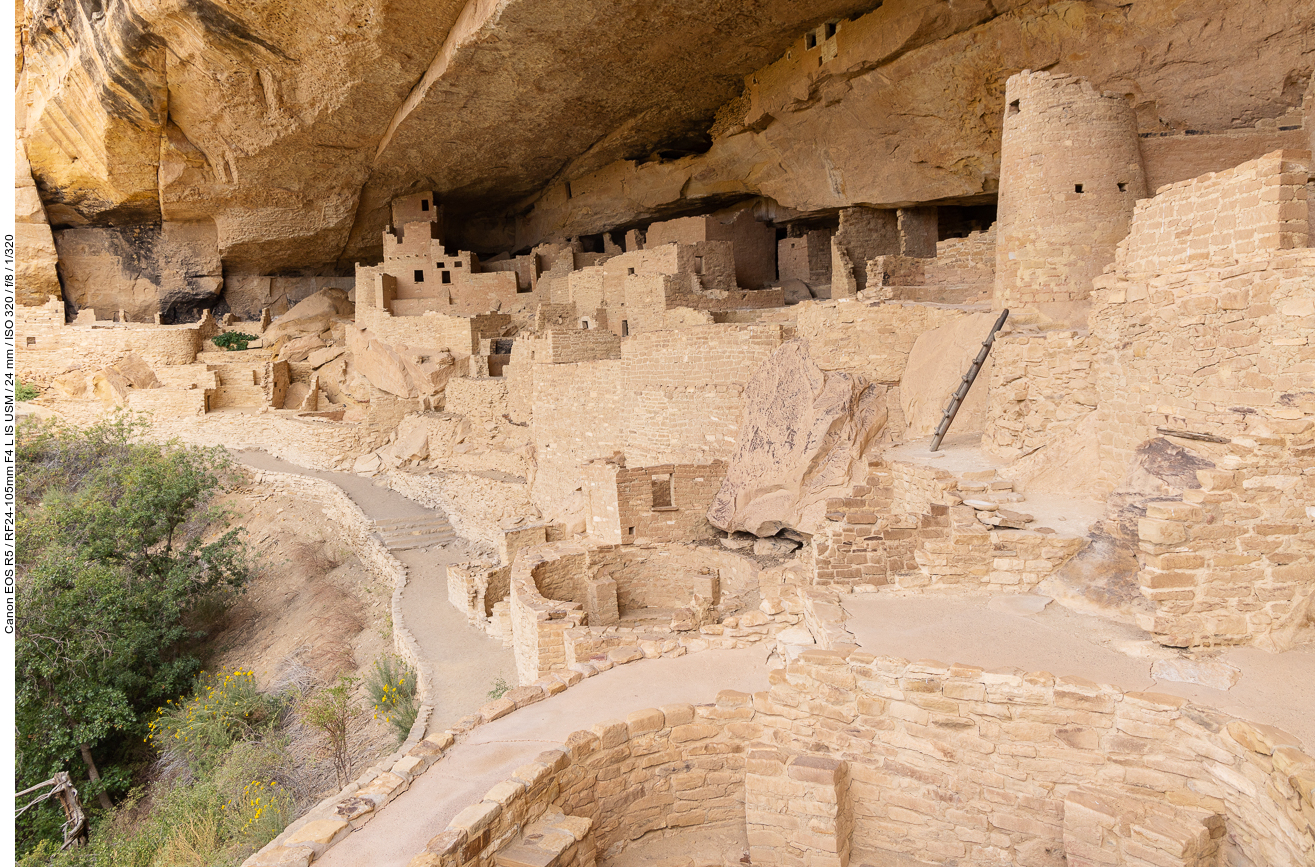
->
(15, 415), (250, 850)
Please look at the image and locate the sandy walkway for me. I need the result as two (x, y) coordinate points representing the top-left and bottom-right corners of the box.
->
(317, 648), (772, 867)
(231, 450), (518, 733)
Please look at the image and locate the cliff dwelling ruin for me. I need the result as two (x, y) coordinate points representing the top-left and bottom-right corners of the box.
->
(12, 1), (1315, 865)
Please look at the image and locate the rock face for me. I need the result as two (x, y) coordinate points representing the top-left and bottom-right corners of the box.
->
(709, 340), (887, 537)
(15, 139), (61, 308)
(18, 0), (1310, 277)
(52, 221), (223, 322)
(899, 312), (998, 440)
(343, 326), (455, 399)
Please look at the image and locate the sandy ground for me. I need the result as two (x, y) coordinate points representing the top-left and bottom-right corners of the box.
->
(230, 450), (520, 734)
(318, 647), (773, 867)
(843, 593), (1315, 748)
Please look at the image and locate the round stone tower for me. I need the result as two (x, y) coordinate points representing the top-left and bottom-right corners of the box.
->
(993, 70), (1146, 323)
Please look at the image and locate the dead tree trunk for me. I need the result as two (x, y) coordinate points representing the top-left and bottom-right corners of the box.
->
(78, 743), (114, 811)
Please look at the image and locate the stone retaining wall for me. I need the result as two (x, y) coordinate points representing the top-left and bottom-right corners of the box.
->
(403, 651), (1315, 867)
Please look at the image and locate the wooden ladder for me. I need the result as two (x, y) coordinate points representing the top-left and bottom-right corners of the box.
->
(929, 309), (1009, 452)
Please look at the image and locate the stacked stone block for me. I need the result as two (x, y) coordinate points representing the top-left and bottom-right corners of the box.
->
(984, 329), (1097, 459)
(390, 653), (1314, 867)
(815, 459), (1085, 590)
(746, 751), (853, 867)
(1089, 149), (1315, 648)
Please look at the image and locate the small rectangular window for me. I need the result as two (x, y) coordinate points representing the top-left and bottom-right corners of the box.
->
(455, 261), (463, 267)
(621, 320), (629, 337)
(626, 267), (635, 276)
(652, 474), (674, 509)
(1008, 99), (1020, 116)
(825, 21), (836, 38)
(1118, 182), (1128, 192)
(581, 320), (590, 329)
(693, 256), (703, 275)
(421, 199), (430, 212)
(436, 261), (445, 268)
(26, 336), (36, 346)
(441, 271), (451, 284)
(805, 32), (817, 49)
(1075, 184), (1084, 194)
(414, 269), (425, 282)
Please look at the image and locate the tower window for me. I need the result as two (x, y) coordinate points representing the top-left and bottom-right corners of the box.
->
(806, 32), (817, 49)
(621, 320), (629, 337)
(1118, 182), (1128, 192)
(581, 320), (590, 329)
(626, 267), (635, 276)
(825, 21), (836, 38)
(441, 271), (451, 284)
(1008, 99), (1020, 116)
(421, 199), (430, 212)
(1074, 184), (1084, 194)
(414, 270), (425, 282)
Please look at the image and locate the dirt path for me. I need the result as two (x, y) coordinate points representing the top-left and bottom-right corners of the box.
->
(316, 647), (773, 867)
(231, 450), (518, 734)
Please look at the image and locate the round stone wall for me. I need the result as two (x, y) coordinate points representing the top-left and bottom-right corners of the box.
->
(994, 70), (1147, 321)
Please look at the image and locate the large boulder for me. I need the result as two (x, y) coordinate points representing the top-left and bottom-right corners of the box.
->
(344, 325), (455, 399)
(262, 288), (354, 348)
(709, 339), (887, 537)
(56, 353), (161, 405)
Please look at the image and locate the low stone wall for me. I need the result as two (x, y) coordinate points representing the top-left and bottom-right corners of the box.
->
(146, 410), (389, 470)
(755, 650), (1315, 867)
(383, 469), (532, 559)
(407, 696), (751, 867)
(813, 459), (1084, 590)
(510, 542), (593, 685)
(510, 541), (792, 686)
(404, 650), (1315, 867)
(246, 470), (433, 718)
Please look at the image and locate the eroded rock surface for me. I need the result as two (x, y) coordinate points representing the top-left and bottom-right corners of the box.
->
(709, 339), (887, 537)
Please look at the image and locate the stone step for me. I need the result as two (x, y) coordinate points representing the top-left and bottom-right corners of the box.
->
(373, 516), (453, 533)
(371, 516), (456, 551)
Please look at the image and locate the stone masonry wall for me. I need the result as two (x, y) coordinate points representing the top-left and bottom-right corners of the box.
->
(984, 330), (1098, 460)
(813, 459), (1084, 591)
(621, 325), (782, 466)
(1116, 150), (1311, 276)
(753, 650), (1314, 867)
(411, 697), (751, 867)
(531, 360), (625, 513)
(1087, 149), (1315, 649)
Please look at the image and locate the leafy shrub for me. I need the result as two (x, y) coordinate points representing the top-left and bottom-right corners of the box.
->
(212, 332), (258, 352)
(30, 741), (296, 867)
(366, 656), (418, 741)
(487, 676), (511, 701)
(149, 670), (280, 769)
(16, 380), (39, 401)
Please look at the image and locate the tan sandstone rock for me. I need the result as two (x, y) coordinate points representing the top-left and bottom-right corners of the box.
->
(709, 339), (887, 536)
